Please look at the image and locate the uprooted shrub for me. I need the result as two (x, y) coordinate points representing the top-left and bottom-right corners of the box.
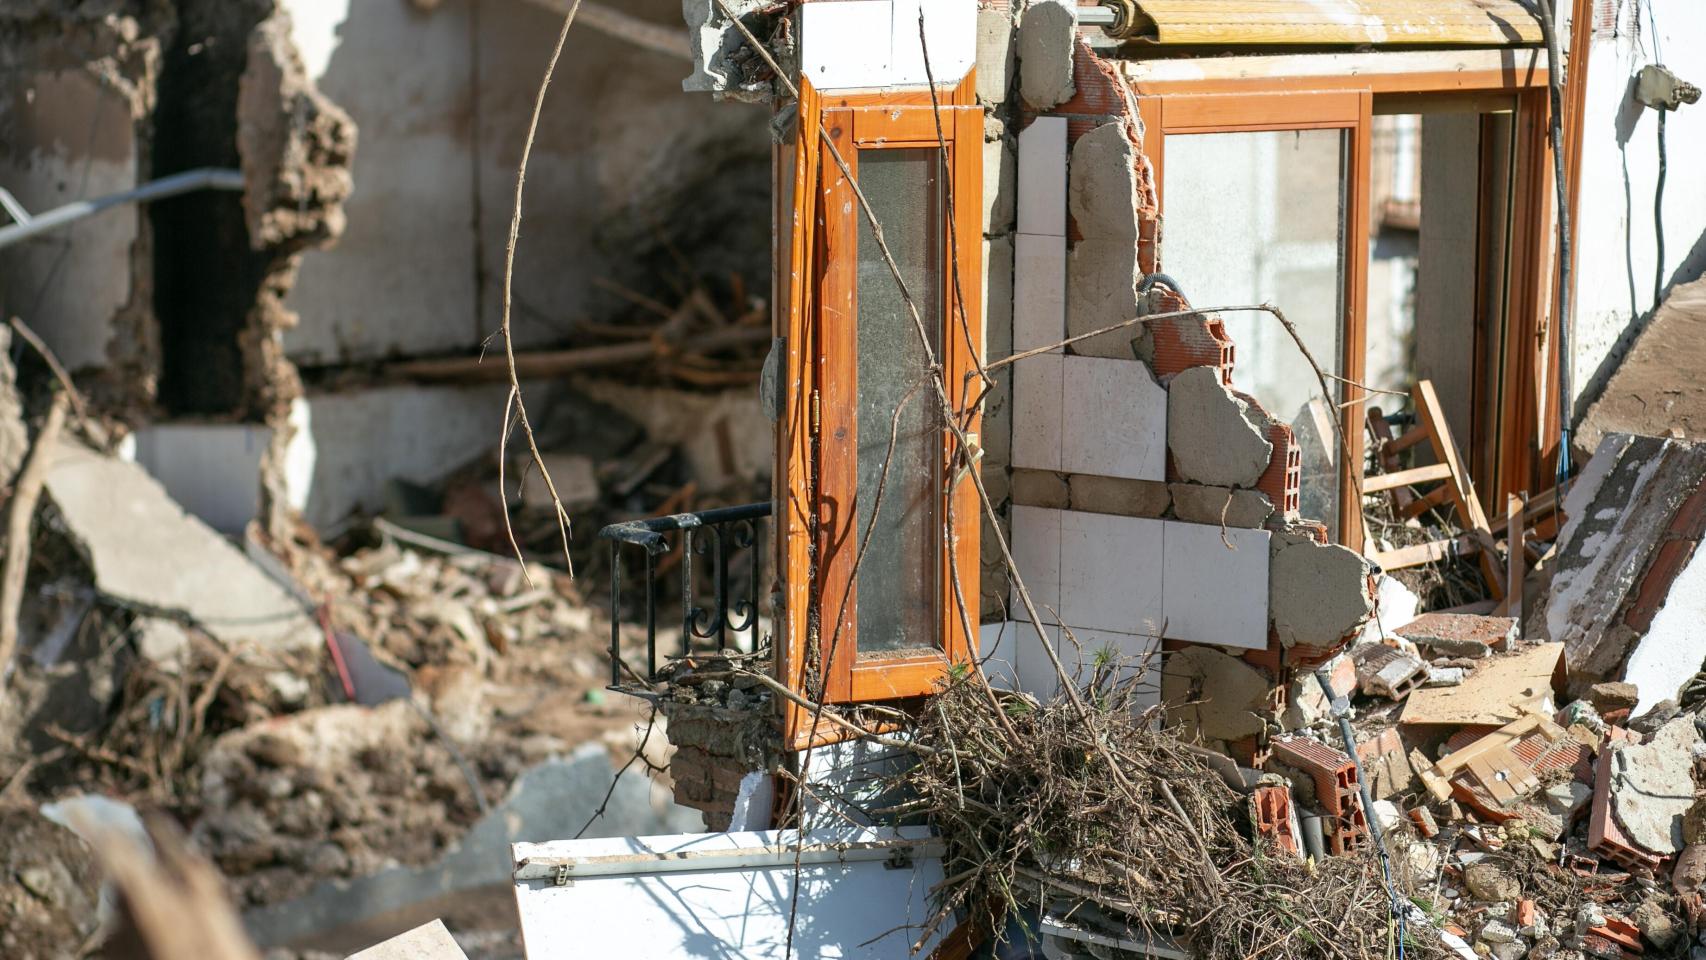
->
(893, 665), (1452, 960)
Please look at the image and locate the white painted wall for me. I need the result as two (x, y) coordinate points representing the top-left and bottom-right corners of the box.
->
(1570, 0), (1706, 416)
(0, 70), (142, 373)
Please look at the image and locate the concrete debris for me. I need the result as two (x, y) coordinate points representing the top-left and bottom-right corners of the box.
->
(1607, 714), (1700, 854)
(1268, 533), (1376, 651)
(237, 13), (356, 253)
(1167, 366), (1274, 488)
(1353, 644), (1428, 700)
(347, 919), (469, 960)
(44, 441), (318, 652)
(1396, 613), (1518, 659)
(1168, 483), (1274, 529)
(1017, 0), (1076, 109)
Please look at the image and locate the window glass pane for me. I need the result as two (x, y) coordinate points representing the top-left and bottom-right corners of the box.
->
(854, 147), (943, 658)
(1162, 129), (1348, 537)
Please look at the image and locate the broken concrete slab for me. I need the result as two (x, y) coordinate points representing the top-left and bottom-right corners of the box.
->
(1588, 681), (1641, 714)
(1016, 0), (1075, 109)
(1160, 645), (1270, 743)
(45, 441), (317, 652)
(1167, 366), (1273, 488)
(348, 919), (468, 960)
(1395, 613), (1518, 659)
(1544, 433), (1706, 682)
(1577, 277), (1706, 455)
(1268, 533), (1375, 651)
(1168, 483), (1273, 529)
(1609, 714), (1701, 855)
(1065, 125), (1142, 360)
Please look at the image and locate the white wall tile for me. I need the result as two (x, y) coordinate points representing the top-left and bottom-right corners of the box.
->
(891, 0), (977, 86)
(1009, 506), (1062, 624)
(1013, 232), (1066, 353)
(1017, 117), (1067, 237)
(800, 1), (894, 89)
(1162, 522), (1270, 650)
(978, 620), (1062, 702)
(1011, 352), (1063, 471)
(1061, 356), (1167, 481)
(1059, 511), (1164, 635)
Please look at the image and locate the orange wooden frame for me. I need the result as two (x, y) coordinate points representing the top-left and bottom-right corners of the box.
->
(776, 73), (983, 749)
(1134, 59), (1560, 551)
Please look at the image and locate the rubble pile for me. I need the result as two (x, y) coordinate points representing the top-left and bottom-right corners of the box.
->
(0, 394), (654, 932)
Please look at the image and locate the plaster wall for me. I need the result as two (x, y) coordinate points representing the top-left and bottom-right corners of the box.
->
(280, 0), (771, 366)
(1570, 0), (1706, 417)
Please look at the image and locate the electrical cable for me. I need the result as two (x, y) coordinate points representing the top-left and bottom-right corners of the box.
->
(1654, 108), (1667, 310)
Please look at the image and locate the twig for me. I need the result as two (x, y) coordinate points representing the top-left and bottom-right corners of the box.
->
(7, 317), (89, 424)
(0, 391), (69, 690)
(573, 706), (665, 838)
(494, 0), (583, 582)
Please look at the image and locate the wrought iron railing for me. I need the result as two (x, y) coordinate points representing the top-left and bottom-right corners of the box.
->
(598, 501), (771, 686)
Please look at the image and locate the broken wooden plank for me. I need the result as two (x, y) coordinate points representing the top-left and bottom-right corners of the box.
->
(1363, 462), (1453, 493)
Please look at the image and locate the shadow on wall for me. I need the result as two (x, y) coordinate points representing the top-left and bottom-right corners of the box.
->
(287, 0), (772, 366)
(1576, 73), (1706, 423)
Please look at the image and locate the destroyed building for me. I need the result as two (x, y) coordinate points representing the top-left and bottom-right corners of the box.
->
(4, 1), (1706, 959)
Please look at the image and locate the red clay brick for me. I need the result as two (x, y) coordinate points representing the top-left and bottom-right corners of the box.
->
(1590, 728), (1666, 872)
(1271, 735), (1368, 856)
(1250, 785), (1301, 856)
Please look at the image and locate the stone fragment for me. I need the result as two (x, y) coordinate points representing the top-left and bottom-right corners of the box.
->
(1160, 645), (1271, 743)
(1672, 842), (1706, 894)
(1067, 474), (1170, 518)
(1684, 797), (1706, 845)
(1465, 861), (1522, 903)
(1268, 534), (1376, 651)
(1168, 483), (1274, 528)
(1631, 898), (1680, 950)
(974, 8), (1015, 105)
(1017, 0), (1076, 109)
(1609, 714), (1701, 854)
(1588, 681), (1641, 713)
(1167, 366), (1273, 488)
(133, 617), (192, 674)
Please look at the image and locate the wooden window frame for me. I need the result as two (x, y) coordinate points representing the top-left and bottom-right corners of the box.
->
(1133, 62), (1558, 553)
(776, 74), (983, 749)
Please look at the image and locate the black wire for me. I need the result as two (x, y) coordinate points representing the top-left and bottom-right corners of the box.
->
(1655, 108), (1667, 310)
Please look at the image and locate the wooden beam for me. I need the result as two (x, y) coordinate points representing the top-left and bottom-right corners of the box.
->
(1364, 462), (1453, 493)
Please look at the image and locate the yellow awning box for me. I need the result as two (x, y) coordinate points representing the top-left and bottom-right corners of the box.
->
(1121, 0), (1544, 46)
